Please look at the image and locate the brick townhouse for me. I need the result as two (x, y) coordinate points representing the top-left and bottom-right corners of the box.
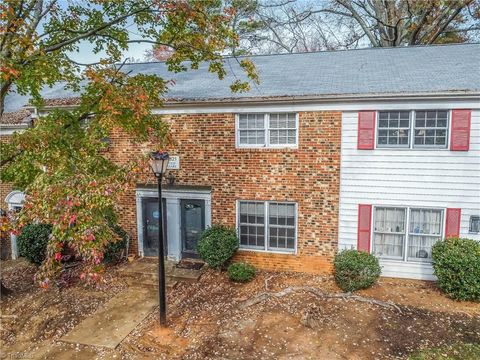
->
(1, 43), (479, 279)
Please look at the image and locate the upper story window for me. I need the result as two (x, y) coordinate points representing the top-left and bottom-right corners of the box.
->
(376, 110), (449, 149)
(237, 113), (265, 146)
(377, 111), (410, 147)
(414, 111), (448, 148)
(236, 113), (298, 148)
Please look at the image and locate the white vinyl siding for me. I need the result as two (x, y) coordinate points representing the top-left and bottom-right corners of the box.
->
(339, 109), (480, 280)
(236, 113), (298, 148)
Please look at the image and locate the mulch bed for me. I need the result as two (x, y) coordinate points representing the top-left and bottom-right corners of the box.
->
(1, 260), (479, 360)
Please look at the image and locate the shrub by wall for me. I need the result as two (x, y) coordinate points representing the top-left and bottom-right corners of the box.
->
(103, 209), (129, 264)
(17, 224), (52, 265)
(432, 237), (480, 301)
(334, 249), (381, 292)
(197, 225), (239, 269)
(228, 262), (256, 283)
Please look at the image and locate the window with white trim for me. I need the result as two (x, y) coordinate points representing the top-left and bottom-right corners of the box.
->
(408, 208), (443, 262)
(414, 110), (448, 148)
(268, 113), (297, 145)
(238, 200), (296, 252)
(373, 207), (443, 263)
(377, 111), (410, 147)
(373, 207), (406, 259)
(238, 114), (265, 146)
(238, 201), (265, 248)
(376, 110), (450, 149)
(236, 113), (298, 148)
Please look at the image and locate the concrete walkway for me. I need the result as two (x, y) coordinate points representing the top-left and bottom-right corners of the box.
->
(61, 286), (157, 349)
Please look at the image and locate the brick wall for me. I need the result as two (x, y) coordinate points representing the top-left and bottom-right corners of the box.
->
(109, 111), (342, 274)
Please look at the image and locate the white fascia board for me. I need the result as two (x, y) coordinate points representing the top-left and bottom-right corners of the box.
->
(153, 95), (480, 115)
(0, 125), (28, 135)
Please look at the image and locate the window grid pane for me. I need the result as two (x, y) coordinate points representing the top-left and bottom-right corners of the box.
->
(238, 201), (296, 252)
(268, 202), (295, 251)
(268, 113), (297, 146)
(238, 114), (266, 146)
(239, 130), (265, 145)
(238, 114), (264, 129)
(373, 207), (406, 259)
(408, 208), (442, 262)
(413, 110), (448, 148)
(377, 111), (410, 147)
(239, 202), (265, 248)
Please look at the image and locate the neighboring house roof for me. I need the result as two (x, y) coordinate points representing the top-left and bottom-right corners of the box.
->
(3, 43), (480, 113)
(0, 109), (32, 127)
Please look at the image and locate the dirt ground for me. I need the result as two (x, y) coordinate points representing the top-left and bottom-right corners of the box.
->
(1, 259), (479, 360)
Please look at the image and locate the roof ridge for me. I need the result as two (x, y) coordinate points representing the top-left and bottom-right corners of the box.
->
(121, 42), (480, 66)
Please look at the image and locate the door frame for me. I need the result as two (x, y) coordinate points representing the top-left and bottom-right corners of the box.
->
(141, 197), (168, 257)
(180, 199), (206, 258)
(136, 187), (211, 261)
(5, 190), (25, 260)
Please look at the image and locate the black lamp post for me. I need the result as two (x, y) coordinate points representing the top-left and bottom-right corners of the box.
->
(149, 150), (170, 327)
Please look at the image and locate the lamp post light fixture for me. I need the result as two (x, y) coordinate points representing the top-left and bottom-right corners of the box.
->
(149, 150), (170, 327)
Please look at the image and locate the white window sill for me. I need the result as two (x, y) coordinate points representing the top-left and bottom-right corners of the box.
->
(238, 247), (296, 255)
(236, 145), (298, 150)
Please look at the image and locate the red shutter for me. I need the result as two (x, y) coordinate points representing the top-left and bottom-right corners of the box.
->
(450, 110), (471, 151)
(357, 204), (372, 252)
(357, 111), (376, 150)
(445, 208), (461, 238)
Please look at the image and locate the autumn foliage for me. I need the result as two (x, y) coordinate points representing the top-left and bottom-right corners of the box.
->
(0, 0), (258, 287)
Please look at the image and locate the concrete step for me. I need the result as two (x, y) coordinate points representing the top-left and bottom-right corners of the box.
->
(124, 276), (177, 289)
(119, 258), (203, 287)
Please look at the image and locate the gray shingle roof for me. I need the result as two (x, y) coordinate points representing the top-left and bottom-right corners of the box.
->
(0, 109), (32, 125)
(4, 43), (480, 113)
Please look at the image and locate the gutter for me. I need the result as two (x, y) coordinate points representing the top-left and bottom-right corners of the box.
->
(161, 91), (480, 108)
(0, 123), (30, 135)
(23, 90), (480, 112)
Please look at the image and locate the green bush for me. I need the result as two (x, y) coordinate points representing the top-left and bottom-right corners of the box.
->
(17, 224), (52, 265)
(334, 249), (381, 292)
(228, 262), (256, 283)
(103, 210), (129, 264)
(432, 237), (480, 301)
(197, 225), (239, 269)
(103, 236), (128, 264)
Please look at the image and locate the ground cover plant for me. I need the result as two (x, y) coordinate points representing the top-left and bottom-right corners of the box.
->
(228, 262), (256, 282)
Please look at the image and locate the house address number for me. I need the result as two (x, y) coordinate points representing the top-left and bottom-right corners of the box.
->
(167, 155), (180, 170)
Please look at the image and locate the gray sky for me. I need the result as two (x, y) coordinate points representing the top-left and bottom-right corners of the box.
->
(69, 41), (151, 64)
